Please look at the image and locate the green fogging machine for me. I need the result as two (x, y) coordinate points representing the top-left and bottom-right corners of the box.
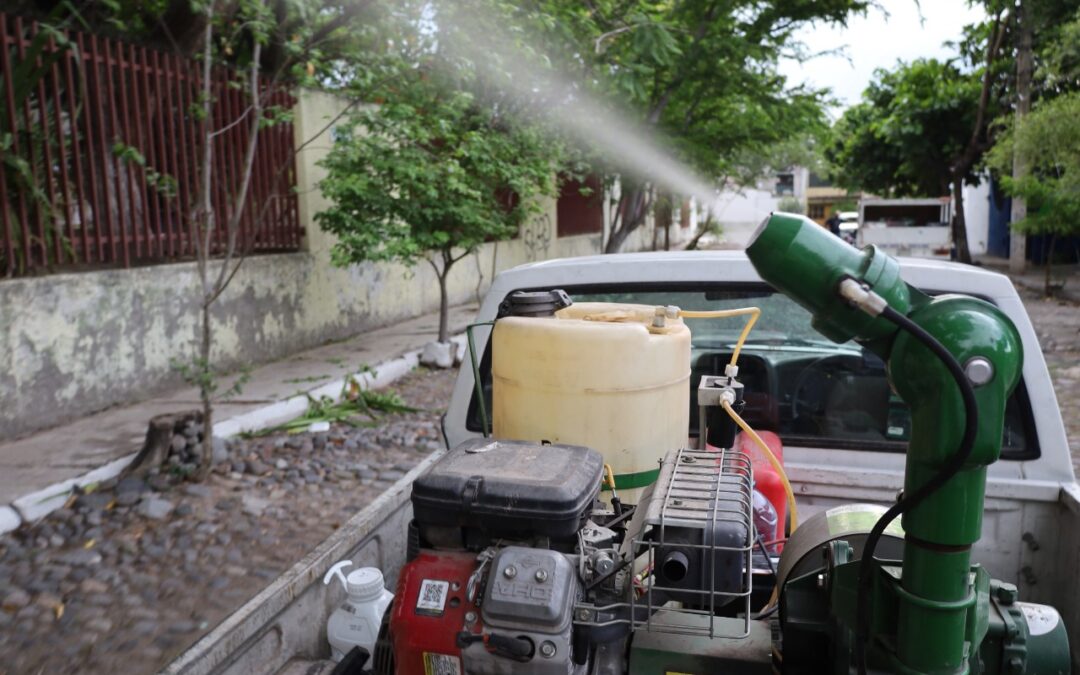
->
(383, 213), (1068, 675)
(746, 214), (1069, 674)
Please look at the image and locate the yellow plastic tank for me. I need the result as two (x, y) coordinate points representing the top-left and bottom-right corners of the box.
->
(492, 302), (691, 501)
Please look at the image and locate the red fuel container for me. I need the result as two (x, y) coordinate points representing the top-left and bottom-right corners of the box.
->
(734, 430), (786, 548)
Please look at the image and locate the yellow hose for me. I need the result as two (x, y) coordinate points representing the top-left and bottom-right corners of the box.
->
(677, 307), (761, 367)
(721, 398), (798, 533)
(602, 463), (618, 496)
(679, 305), (790, 616)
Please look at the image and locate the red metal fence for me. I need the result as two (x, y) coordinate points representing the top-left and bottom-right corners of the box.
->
(0, 12), (302, 278)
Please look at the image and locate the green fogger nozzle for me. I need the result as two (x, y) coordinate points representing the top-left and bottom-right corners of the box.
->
(745, 212), (912, 346)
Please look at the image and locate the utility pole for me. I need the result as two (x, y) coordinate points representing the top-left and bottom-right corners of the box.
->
(1009, 0), (1033, 273)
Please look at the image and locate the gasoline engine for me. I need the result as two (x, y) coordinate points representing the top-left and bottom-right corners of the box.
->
(373, 214), (1071, 675)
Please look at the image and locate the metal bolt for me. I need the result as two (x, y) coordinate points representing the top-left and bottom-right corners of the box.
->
(595, 555), (614, 575)
(652, 307), (666, 328)
(464, 611), (477, 624)
(539, 641), (557, 658)
(672, 498), (683, 506)
(503, 565), (517, 579)
(1007, 656), (1024, 674)
(964, 356), (995, 386)
(534, 568), (549, 582)
(451, 582), (461, 591)
(576, 608), (592, 622)
(682, 455), (696, 463)
(995, 582), (1019, 606)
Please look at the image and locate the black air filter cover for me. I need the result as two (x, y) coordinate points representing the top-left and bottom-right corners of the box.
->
(411, 439), (603, 548)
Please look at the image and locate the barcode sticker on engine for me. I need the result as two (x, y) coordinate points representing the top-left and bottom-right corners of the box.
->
(416, 579), (450, 615)
(423, 652), (461, 675)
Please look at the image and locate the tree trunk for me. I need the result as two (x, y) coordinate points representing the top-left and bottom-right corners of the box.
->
(951, 176), (972, 264)
(1045, 233), (1057, 297)
(1010, 1), (1034, 273)
(437, 264), (451, 344)
(196, 300), (214, 478)
(604, 186), (649, 253)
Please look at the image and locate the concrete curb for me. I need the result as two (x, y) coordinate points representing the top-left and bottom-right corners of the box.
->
(0, 335), (467, 535)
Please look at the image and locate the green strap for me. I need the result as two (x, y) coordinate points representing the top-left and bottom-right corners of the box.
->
(601, 467), (660, 491)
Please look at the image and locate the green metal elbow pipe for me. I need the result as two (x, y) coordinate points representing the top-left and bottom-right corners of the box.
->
(747, 213), (1024, 674)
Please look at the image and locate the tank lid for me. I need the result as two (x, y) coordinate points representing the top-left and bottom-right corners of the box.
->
(498, 289), (572, 318)
(345, 567), (385, 598)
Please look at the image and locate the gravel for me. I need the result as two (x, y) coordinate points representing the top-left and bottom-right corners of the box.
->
(137, 497), (175, 521)
(0, 366), (453, 675)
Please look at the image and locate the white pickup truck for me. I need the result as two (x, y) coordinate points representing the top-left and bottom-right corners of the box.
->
(166, 250), (1080, 675)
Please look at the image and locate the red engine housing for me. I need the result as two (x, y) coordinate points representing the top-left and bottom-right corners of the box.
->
(391, 550), (482, 675)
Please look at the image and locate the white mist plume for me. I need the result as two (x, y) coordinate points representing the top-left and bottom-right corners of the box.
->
(429, 5), (722, 216)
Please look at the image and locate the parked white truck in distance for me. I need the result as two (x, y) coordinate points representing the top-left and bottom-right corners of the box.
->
(858, 197), (953, 258)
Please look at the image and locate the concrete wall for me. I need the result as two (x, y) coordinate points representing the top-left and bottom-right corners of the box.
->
(711, 168), (810, 247)
(0, 89), (657, 440)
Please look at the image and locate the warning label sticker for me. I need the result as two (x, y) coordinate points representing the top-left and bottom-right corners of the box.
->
(423, 652), (462, 675)
(416, 579), (450, 616)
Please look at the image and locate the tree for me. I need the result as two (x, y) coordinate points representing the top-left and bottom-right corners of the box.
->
(826, 20), (1008, 265)
(442, 0), (868, 252)
(988, 94), (1080, 295)
(315, 85), (561, 344)
(112, 0), (377, 478)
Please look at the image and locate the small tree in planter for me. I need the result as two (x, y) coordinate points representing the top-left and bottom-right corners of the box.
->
(316, 85), (560, 349)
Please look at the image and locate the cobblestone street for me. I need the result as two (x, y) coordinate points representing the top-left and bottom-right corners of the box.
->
(1019, 285), (1080, 473)
(0, 280), (1076, 675)
(0, 368), (456, 675)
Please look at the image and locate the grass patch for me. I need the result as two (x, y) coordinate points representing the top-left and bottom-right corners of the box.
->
(253, 376), (419, 436)
(283, 374), (331, 384)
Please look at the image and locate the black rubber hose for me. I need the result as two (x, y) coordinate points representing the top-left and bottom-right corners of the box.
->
(753, 532), (780, 620)
(853, 305), (979, 675)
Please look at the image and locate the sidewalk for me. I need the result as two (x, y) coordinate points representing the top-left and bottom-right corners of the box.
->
(0, 303), (477, 526)
(976, 255), (1080, 304)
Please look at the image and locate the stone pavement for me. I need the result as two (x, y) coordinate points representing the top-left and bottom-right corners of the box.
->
(0, 367), (456, 675)
(0, 304), (477, 521)
(976, 256), (1080, 304)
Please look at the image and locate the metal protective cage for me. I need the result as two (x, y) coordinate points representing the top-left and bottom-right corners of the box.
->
(629, 446), (754, 638)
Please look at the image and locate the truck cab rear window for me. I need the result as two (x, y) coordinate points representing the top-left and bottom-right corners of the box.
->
(466, 285), (1038, 460)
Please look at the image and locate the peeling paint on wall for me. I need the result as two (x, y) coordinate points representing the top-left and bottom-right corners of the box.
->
(0, 89), (666, 441)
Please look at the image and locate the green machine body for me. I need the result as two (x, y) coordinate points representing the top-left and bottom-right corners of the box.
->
(744, 213), (1069, 674)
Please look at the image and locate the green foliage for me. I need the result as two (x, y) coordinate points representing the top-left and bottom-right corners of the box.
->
(0, 9), (84, 276)
(827, 59), (981, 197)
(987, 92), (1080, 239)
(112, 142), (178, 198)
(776, 196), (805, 215)
(530, 0), (855, 182)
(272, 377), (418, 434)
(316, 85), (560, 272)
(1039, 8), (1080, 94)
(169, 357), (252, 402)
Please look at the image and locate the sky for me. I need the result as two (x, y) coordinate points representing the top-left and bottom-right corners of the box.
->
(778, 0), (988, 117)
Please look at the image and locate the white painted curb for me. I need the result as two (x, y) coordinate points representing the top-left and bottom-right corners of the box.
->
(9, 453), (138, 527)
(1, 334), (467, 535)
